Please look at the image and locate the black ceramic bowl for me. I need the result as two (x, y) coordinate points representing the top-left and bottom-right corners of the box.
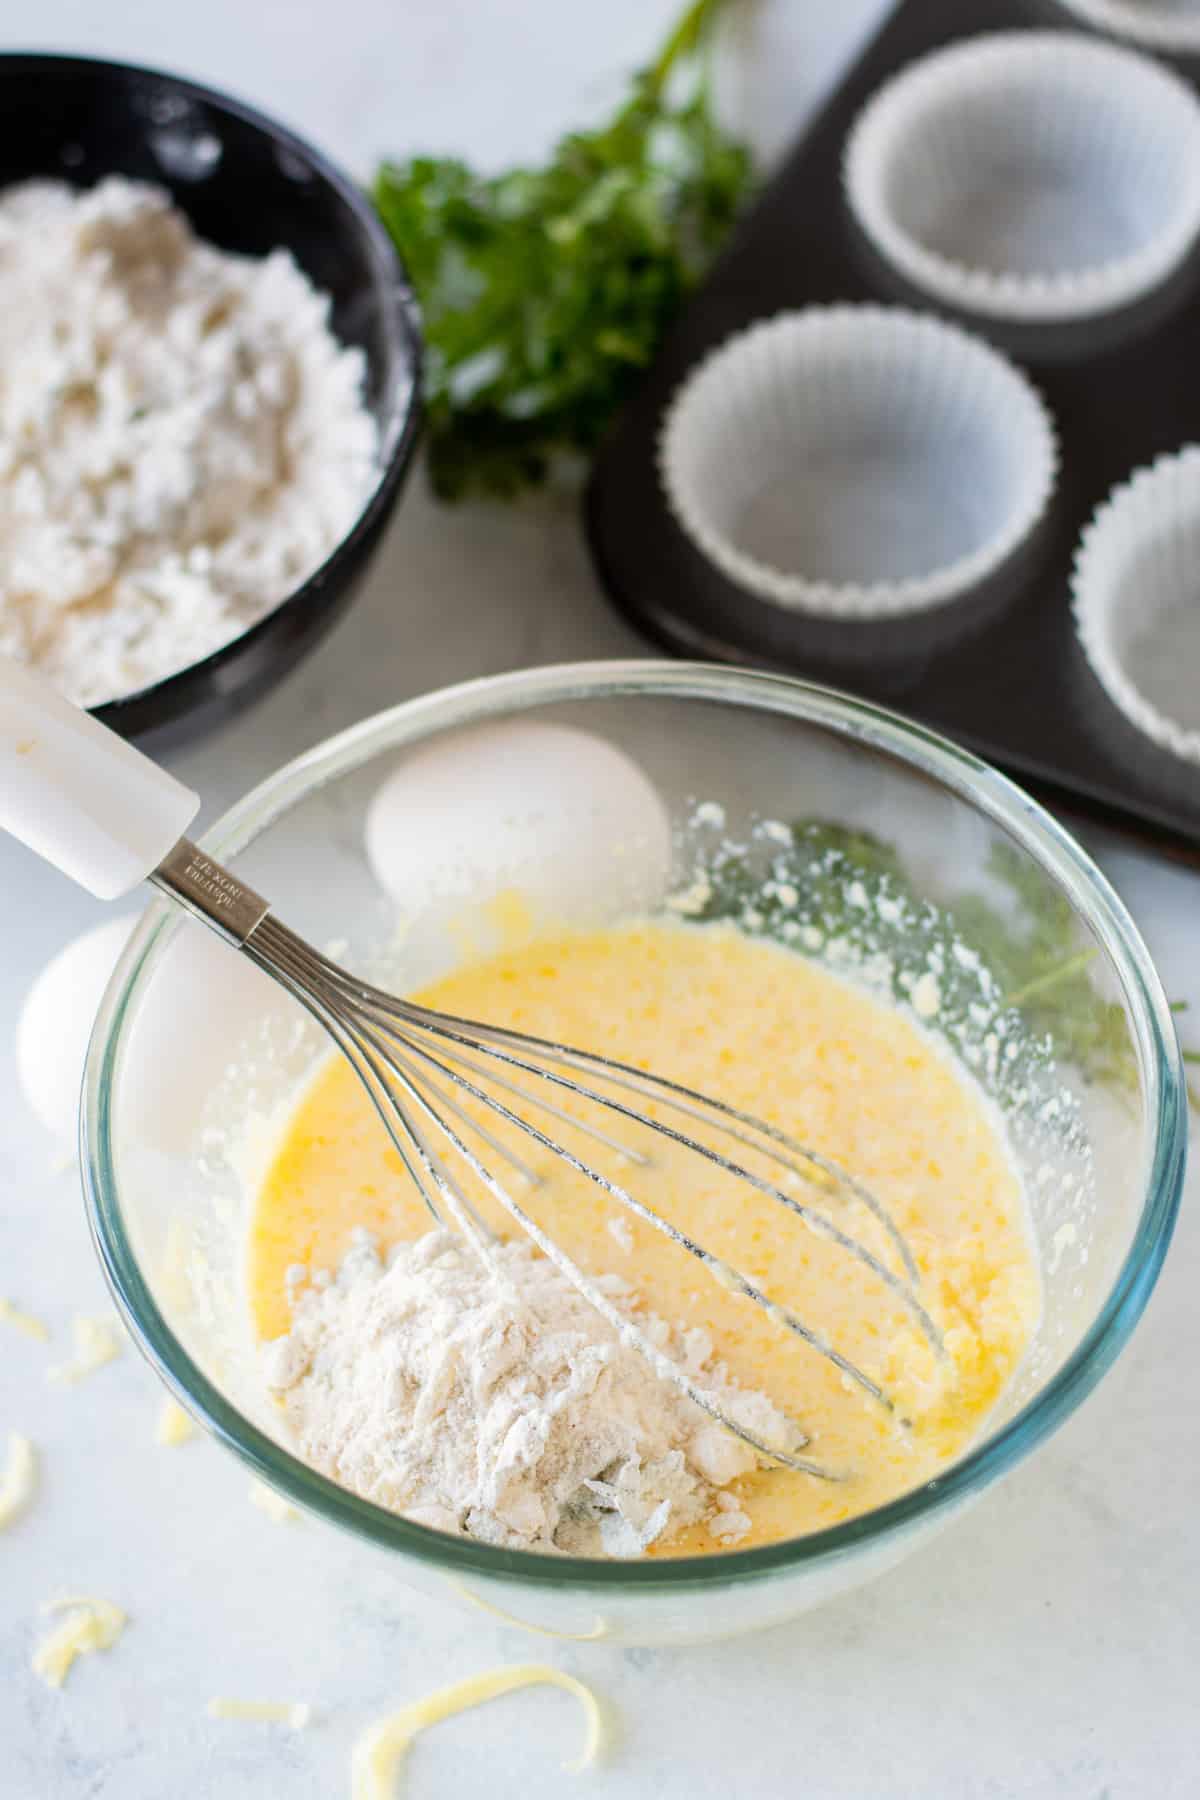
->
(0, 53), (422, 745)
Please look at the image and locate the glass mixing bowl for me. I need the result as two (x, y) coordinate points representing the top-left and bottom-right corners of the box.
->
(83, 663), (1187, 1646)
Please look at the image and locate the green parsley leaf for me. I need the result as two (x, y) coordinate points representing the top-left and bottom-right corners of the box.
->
(693, 819), (1197, 1111)
(374, 0), (752, 499)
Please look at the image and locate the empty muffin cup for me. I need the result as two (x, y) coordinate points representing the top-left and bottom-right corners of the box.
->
(1053, 0), (1200, 56)
(1072, 447), (1200, 765)
(844, 31), (1200, 322)
(658, 306), (1057, 618)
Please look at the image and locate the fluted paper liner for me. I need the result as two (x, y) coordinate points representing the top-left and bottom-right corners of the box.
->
(1054, 0), (1200, 56)
(1072, 447), (1200, 765)
(658, 306), (1057, 619)
(845, 31), (1200, 322)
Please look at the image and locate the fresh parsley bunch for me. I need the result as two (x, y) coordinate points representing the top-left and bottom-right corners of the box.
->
(374, 0), (751, 499)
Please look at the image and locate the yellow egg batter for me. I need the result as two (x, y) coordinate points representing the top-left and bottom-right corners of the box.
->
(250, 919), (1039, 1554)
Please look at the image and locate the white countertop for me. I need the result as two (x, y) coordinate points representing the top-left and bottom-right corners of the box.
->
(2, 3), (1198, 1794)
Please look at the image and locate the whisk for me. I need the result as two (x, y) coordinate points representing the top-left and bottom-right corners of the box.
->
(2, 659), (945, 1479)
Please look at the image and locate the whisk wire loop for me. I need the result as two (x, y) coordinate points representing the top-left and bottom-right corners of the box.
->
(238, 912), (951, 1480)
(353, 998), (943, 1359)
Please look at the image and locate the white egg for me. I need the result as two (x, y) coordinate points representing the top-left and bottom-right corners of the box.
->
(113, 920), (294, 1154)
(16, 914), (140, 1137)
(364, 720), (673, 937)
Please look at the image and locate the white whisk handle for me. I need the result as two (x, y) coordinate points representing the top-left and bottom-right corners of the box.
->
(0, 657), (200, 900)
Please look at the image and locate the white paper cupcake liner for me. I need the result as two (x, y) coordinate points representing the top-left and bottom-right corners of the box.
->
(1054, 0), (1200, 55)
(657, 305), (1058, 618)
(844, 31), (1200, 322)
(1072, 447), (1200, 765)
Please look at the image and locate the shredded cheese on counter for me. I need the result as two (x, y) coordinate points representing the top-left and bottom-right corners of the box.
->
(207, 1698), (312, 1728)
(351, 1664), (604, 1799)
(249, 1479), (300, 1523)
(0, 1298), (50, 1342)
(0, 1433), (36, 1529)
(156, 1398), (198, 1447)
(47, 1315), (123, 1385)
(448, 1579), (609, 1642)
(32, 1596), (126, 1688)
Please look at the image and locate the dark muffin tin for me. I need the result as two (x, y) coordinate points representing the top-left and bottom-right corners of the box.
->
(585, 0), (1200, 858)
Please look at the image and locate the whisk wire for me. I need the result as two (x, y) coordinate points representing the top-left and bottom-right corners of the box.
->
(352, 1015), (906, 1418)
(482, 1038), (923, 1286)
(326, 969), (925, 1292)
(242, 911), (948, 1482)
(353, 1016), (833, 1478)
(248, 922), (832, 1472)
(366, 1005), (944, 1361)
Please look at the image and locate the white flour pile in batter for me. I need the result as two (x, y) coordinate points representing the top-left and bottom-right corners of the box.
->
(0, 176), (376, 705)
(263, 1229), (797, 1556)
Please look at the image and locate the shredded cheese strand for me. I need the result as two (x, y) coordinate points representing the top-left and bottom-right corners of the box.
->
(351, 1664), (604, 1799)
(0, 1298), (50, 1342)
(0, 1433), (36, 1529)
(32, 1597), (126, 1688)
(207, 1698), (312, 1728)
(47, 1315), (122, 1385)
(156, 1398), (197, 1447)
(447, 1579), (609, 1642)
(249, 1479), (300, 1522)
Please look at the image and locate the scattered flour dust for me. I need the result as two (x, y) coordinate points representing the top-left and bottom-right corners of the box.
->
(264, 1229), (795, 1557)
(0, 177), (376, 705)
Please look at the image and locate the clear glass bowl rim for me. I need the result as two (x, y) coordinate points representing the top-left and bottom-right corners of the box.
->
(82, 660), (1188, 1592)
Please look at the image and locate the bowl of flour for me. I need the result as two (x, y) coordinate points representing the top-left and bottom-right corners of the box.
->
(0, 54), (422, 742)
